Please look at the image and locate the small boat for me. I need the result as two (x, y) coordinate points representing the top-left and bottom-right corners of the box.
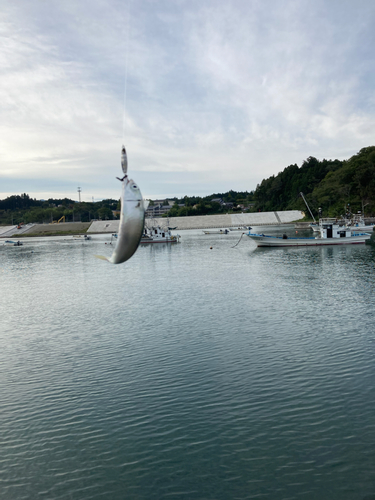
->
(229, 226), (252, 231)
(247, 218), (371, 247)
(73, 234), (91, 240)
(203, 229), (229, 234)
(4, 240), (23, 246)
(141, 226), (180, 243)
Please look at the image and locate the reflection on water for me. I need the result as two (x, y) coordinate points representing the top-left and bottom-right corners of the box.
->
(1, 232), (375, 499)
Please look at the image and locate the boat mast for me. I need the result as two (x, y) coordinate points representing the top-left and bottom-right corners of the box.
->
(300, 192), (316, 223)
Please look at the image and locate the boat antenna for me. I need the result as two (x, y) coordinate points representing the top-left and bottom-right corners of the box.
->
(300, 192), (316, 223)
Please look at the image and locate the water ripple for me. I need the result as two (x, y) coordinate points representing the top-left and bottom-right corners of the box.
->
(1, 235), (375, 499)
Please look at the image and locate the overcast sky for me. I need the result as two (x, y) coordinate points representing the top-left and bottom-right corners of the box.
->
(1, 0), (374, 201)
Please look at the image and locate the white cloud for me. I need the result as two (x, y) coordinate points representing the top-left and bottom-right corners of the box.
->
(1, 0), (375, 201)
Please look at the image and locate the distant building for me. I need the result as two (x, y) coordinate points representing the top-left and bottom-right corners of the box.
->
(211, 198), (224, 205)
(237, 202), (255, 211)
(112, 200), (174, 219)
(145, 200), (175, 218)
(146, 203), (171, 218)
(211, 198), (234, 209)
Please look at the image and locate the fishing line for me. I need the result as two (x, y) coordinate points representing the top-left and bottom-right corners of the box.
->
(122, 0), (131, 142)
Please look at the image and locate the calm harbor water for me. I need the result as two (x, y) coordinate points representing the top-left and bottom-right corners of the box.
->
(1, 228), (375, 500)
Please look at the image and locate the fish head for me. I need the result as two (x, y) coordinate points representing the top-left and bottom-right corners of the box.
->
(124, 178), (143, 202)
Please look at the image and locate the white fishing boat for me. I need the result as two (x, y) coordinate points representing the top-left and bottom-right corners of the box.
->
(203, 229), (229, 234)
(141, 226), (180, 243)
(300, 192), (374, 234)
(346, 213), (374, 232)
(247, 218), (371, 247)
(310, 214), (374, 233)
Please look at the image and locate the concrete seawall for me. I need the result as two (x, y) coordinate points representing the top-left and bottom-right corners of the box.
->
(27, 222), (91, 234)
(88, 210), (304, 233)
(1, 210), (304, 237)
(0, 222), (91, 237)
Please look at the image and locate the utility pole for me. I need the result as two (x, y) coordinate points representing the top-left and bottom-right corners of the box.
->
(78, 187), (81, 203)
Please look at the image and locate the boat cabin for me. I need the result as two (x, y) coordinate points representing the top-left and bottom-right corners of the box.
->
(141, 226), (180, 243)
(319, 218), (351, 239)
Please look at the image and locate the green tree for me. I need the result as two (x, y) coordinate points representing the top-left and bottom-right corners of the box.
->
(97, 207), (113, 220)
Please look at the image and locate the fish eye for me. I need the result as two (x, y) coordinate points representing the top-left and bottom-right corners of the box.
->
(132, 184), (138, 189)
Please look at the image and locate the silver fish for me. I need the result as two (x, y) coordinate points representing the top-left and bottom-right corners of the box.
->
(121, 145), (128, 175)
(96, 177), (145, 264)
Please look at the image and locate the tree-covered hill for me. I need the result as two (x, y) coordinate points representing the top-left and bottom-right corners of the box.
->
(0, 194), (118, 225)
(253, 146), (375, 218)
(166, 145), (375, 218)
(165, 190), (255, 217)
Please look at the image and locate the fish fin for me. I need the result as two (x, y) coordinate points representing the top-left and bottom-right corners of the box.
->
(94, 254), (110, 262)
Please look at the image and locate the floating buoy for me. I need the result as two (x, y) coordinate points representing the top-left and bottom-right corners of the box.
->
(210, 246), (213, 250)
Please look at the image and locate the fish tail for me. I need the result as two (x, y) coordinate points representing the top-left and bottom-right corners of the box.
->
(94, 254), (110, 262)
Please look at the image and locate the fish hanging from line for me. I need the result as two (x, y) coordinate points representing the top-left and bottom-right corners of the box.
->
(95, 146), (145, 264)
